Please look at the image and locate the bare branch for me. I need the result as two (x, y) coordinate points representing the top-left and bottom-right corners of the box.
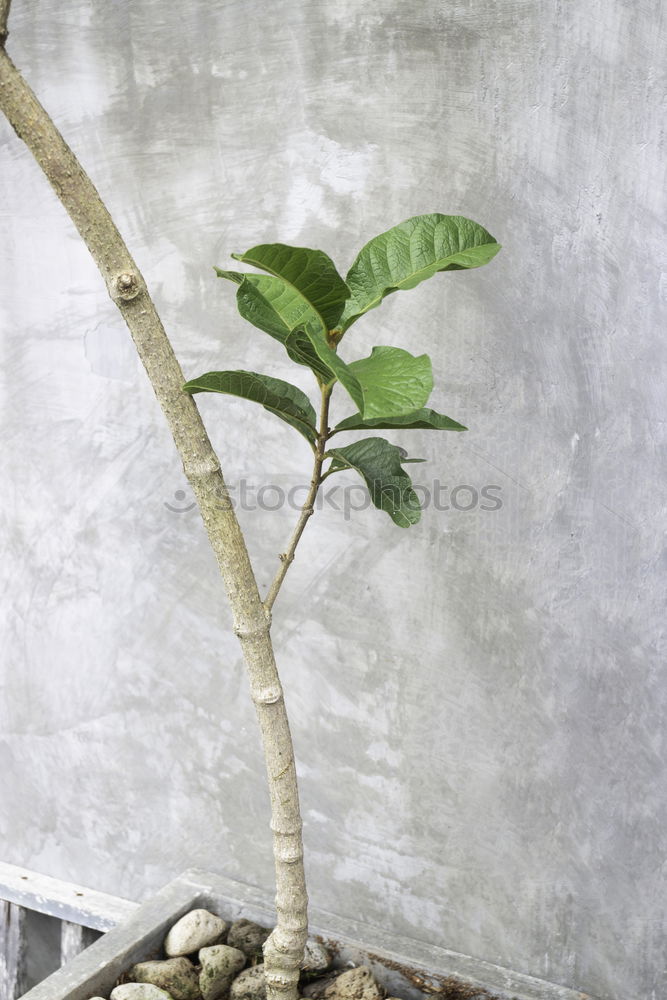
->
(0, 46), (243, 595)
(0, 36), (307, 1000)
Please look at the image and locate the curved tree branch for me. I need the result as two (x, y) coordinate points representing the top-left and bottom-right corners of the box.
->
(0, 17), (307, 1000)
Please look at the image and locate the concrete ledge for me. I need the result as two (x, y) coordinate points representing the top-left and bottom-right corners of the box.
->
(19, 869), (597, 1000)
(0, 862), (139, 933)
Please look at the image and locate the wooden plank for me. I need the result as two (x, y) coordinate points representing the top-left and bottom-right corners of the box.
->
(0, 900), (27, 1000)
(60, 921), (101, 966)
(0, 863), (138, 932)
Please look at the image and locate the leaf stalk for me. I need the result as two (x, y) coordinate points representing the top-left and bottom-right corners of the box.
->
(264, 383), (333, 613)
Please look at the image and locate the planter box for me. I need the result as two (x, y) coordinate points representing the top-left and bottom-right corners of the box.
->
(19, 870), (593, 1000)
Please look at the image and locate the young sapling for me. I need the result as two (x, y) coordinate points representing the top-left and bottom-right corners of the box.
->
(0, 6), (500, 998)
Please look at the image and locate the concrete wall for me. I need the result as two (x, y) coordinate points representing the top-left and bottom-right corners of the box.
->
(1, 2), (664, 998)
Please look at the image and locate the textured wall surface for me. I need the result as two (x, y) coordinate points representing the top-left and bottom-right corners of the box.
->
(1, 3), (665, 999)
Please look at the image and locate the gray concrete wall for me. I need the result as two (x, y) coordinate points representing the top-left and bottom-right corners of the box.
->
(0, 2), (664, 999)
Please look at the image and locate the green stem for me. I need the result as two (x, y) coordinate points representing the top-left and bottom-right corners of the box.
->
(264, 383), (332, 613)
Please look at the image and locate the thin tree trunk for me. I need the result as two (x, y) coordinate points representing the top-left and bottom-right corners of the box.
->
(0, 17), (307, 999)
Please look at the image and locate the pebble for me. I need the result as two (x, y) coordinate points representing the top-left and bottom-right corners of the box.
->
(226, 919), (271, 959)
(199, 945), (247, 1000)
(110, 986), (174, 1000)
(229, 963), (266, 1000)
(301, 939), (332, 973)
(129, 958), (200, 1000)
(322, 967), (383, 1000)
(164, 909), (229, 957)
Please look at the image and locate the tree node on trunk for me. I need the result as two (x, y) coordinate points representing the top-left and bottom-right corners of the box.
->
(0, 16), (309, 1000)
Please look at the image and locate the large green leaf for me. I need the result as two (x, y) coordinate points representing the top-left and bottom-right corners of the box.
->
(215, 263), (439, 422)
(327, 437), (423, 527)
(338, 213), (501, 331)
(347, 346), (433, 419)
(182, 370), (318, 444)
(231, 243), (350, 331)
(287, 341), (434, 421)
(216, 270), (317, 342)
(298, 324), (366, 412)
(215, 266), (365, 403)
(333, 407), (467, 433)
(216, 270), (336, 383)
(284, 329), (336, 383)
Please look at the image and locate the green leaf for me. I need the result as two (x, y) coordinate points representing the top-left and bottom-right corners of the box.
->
(231, 243), (350, 331)
(216, 270), (317, 342)
(214, 269), (245, 285)
(299, 324), (365, 412)
(281, 339), (434, 422)
(215, 270), (337, 383)
(182, 370), (318, 444)
(216, 266), (360, 399)
(347, 346), (433, 419)
(284, 329), (336, 383)
(338, 213), (501, 331)
(327, 437), (423, 527)
(333, 406), (467, 433)
(215, 256), (443, 423)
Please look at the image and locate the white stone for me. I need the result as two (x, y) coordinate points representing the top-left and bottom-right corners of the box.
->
(129, 958), (200, 1000)
(111, 985), (174, 1000)
(301, 938), (332, 972)
(199, 945), (247, 1000)
(226, 919), (271, 958)
(323, 967), (382, 1000)
(229, 963), (266, 1000)
(164, 909), (228, 957)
